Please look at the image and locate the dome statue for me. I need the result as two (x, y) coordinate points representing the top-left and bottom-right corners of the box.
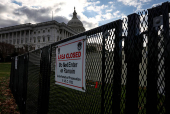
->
(67, 7), (85, 33)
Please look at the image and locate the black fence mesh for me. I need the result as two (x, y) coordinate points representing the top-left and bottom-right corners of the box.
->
(10, 54), (28, 114)
(48, 30), (103, 114)
(9, 2), (170, 114)
(26, 50), (41, 114)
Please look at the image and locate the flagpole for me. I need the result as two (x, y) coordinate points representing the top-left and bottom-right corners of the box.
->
(52, 11), (53, 20)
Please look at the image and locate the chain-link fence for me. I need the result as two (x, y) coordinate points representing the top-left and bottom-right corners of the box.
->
(9, 2), (170, 114)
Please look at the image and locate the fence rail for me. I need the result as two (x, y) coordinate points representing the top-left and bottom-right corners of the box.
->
(9, 2), (170, 114)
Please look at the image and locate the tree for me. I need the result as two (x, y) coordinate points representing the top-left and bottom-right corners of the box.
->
(0, 42), (15, 62)
(86, 43), (99, 53)
(23, 44), (34, 52)
(86, 45), (97, 53)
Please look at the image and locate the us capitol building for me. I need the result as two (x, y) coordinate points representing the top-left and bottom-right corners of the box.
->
(0, 7), (85, 50)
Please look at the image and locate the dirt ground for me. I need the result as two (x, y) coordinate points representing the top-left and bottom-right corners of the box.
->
(0, 77), (20, 114)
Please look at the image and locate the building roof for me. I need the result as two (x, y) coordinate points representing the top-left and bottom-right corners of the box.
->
(0, 20), (78, 34)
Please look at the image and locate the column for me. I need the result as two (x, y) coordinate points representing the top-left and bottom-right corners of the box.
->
(16, 32), (17, 45)
(40, 36), (41, 43)
(2, 34), (3, 42)
(64, 31), (66, 38)
(12, 32), (14, 44)
(66, 31), (67, 38)
(8, 33), (10, 44)
(53, 28), (55, 42)
(22, 32), (24, 44)
(7, 33), (9, 43)
(1, 34), (2, 42)
(29, 30), (30, 43)
(61, 29), (64, 39)
(20, 31), (21, 44)
(0, 34), (2, 42)
(5, 34), (6, 43)
(24, 30), (26, 44)
(62, 29), (64, 40)
(65, 31), (67, 38)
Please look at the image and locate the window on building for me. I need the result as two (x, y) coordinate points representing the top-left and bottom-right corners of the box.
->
(17, 39), (19, 44)
(30, 38), (32, 42)
(48, 37), (50, 41)
(25, 38), (27, 43)
(43, 37), (45, 42)
(43, 30), (45, 33)
(34, 32), (36, 34)
(34, 38), (36, 43)
(38, 39), (40, 42)
(57, 36), (59, 41)
(48, 30), (50, 32)
(21, 40), (23, 43)
(38, 31), (40, 34)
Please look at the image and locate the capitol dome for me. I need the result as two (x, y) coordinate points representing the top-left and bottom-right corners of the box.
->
(67, 7), (85, 33)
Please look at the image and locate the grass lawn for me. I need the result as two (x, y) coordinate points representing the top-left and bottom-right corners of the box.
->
(0, 63), (11, 77)
(0, 62), (20, 114)
(2, 62), (165, 114)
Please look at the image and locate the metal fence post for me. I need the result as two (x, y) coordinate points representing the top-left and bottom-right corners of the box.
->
(15, 56), (19, 105)
(112, 20), (122, 114)
(18, 56), (22, 112)
(12, 57), (16, 95)
(101, 27), (107, 114)
(9, 57), (15, 91)
(146, 6), (160, 114)
(38, 46), (51, 114)
(125, 13), (142, 114)
(162, 2), (170, 114)
(22, 53), (29, 114)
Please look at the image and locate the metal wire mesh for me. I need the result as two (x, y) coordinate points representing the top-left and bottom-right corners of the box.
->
(137, 10), (148, 114)
(9, 54), (28, 114)
(9, 2), (170, 114)
(26, 50), (41, 114)
(48, 31), (103, 114)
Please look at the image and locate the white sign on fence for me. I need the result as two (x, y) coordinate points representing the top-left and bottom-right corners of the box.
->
(55, 36), (86, 92)
(15, 56), (18, 69)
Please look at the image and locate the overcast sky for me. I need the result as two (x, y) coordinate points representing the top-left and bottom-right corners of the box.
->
(0, 0), (168, 30)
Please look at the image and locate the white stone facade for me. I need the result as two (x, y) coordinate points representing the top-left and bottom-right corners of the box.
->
(0, 7), (86, 50)
(0, 20), (78, 50)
